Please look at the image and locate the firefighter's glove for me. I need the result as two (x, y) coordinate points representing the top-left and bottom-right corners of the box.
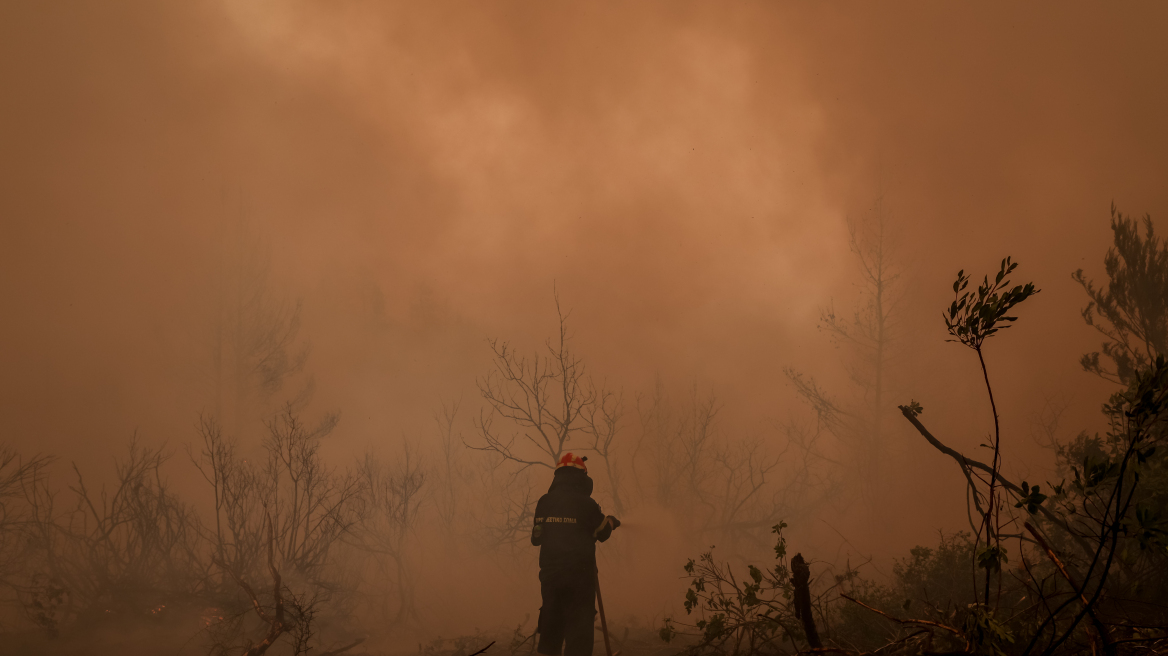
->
(607, 515), (621, 530)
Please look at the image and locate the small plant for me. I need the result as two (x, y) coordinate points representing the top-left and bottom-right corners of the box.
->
(661, 522), (815, 655)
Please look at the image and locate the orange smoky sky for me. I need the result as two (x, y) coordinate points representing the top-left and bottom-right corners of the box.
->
(2, 1), (1167, 554)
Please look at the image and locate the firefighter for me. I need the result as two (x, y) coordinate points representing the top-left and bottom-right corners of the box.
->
(531, 452), (621, 656)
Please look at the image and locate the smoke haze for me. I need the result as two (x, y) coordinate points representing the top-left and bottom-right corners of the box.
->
(2, 1), (1167, 652)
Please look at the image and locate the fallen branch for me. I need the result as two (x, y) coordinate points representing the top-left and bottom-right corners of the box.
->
(469, 641), (496, 656)
(839, 594), (965, 642)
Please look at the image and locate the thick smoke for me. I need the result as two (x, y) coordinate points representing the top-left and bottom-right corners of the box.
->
(1, 1), (1166, 654)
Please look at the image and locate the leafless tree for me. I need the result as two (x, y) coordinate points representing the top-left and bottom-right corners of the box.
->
(194, 405), (364, 654)
(0, 448), (53, 591)
(791, 193), (904, 496)
(632, 383), (719, 515)
(190, 414), (266, 582)
(467, 295), (631, 546)
(673, 388), (722, 526)
(261, 405), (361, 580)
(630, 376), (673, 505)
(0, 448), (59, 633)
(352, 443), (426, 626)
(704, 438), (781, 547)
(433, 399), (465, 532)
(214, 515), (290, 656)
(211, 511), (364, 656)
(821, 199), (902, 435)
(193, 403), (362, 606)
(631, 384), (805, 551)
(1028, 394), (1072, 452)
(583, 386), (627, 516)
(468, 459), (539, 550)
(470, 295), (597, 470)
(13, 438), (209, 631)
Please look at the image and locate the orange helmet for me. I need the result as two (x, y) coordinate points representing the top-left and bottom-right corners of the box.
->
(556, 452), (588, 472)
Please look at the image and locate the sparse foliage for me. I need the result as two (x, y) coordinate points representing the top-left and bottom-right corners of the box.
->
(661, 522), (806, 654)
(1074, 205), (1168, 384)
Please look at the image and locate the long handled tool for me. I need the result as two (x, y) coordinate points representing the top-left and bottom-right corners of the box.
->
(595, 568), (615, 656)
(593, 515), (621, 656)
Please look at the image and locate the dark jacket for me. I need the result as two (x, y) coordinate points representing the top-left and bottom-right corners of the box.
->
(530, 468), (614, 580)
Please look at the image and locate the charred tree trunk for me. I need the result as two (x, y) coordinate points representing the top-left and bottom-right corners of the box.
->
(791, 553), (821, 649)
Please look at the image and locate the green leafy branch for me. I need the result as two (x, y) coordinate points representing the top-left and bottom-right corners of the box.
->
(944, 256), (1040, 351)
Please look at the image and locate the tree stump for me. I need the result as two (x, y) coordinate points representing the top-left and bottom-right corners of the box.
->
(791, 553), (822, 649)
